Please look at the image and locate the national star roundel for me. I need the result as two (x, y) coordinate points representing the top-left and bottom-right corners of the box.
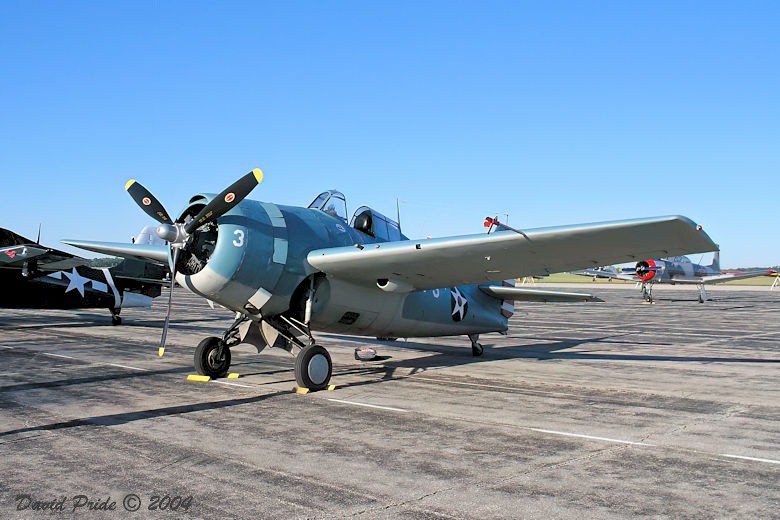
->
(450, 287), (469, 322)
(224, 192), (235, 203)
(142, 197), (152, 206)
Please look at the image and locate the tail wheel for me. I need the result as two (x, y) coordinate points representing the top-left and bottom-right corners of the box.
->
(194, 336), (231, 378)
(295, 345), (332, 391)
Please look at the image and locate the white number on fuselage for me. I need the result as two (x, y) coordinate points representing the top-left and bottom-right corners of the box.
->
(233, 229), (245, 247)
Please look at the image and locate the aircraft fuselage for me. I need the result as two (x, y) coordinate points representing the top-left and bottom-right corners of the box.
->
(175, 198), (509, 339)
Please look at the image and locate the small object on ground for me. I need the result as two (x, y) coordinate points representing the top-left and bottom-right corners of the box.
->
(354, 347), (377, 361)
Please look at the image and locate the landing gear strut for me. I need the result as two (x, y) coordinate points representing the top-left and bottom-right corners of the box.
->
(641, 283), (654, 303)
(697, 284), (709, 304)
(469, 334), (484, 356)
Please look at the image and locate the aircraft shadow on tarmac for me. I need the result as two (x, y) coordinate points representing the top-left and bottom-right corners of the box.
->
(0, 355), (193, 394)
(2, 330), (777, 440)
(0, 393), (286, 440)
(0, 313), (230, 330)
(327, 333), (780, 385)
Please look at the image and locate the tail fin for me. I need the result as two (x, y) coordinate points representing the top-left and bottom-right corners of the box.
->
(709, 250), (720, 272)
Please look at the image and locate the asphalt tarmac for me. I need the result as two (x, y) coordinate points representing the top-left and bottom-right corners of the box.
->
(1, 284), (779, 519)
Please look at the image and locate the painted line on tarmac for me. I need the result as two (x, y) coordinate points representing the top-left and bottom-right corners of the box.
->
(213, 380), (255, 389)
(327, 398), (408, 413)
(0, 346), (13, 349)
(527, 427), (654, 446)
(107, 363), (150, 372)
(720, 454), (780, 465)
(43, 352), (76, 360)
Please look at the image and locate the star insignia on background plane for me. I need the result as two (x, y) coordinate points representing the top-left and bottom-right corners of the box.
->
(63, 267), (90, 297)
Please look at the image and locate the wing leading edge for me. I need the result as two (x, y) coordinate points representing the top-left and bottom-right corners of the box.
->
(307, 215), (716, 290)
(60, 240), (169, 265)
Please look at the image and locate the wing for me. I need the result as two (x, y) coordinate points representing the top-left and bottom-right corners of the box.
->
(307, 215), (716, 290)
(60, 240), (169, 265)
(0, 227), (88, 272)
(572, 268), (638, 281)
(480, 286), (603, 302)
(671, 269), (775, 285)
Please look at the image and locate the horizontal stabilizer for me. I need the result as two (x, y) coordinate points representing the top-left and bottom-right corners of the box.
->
(480, 285), (603, 303)
(62, 240), (169, 266)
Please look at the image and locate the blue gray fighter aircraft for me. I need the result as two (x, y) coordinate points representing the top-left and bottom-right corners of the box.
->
(64, 169), (717, 390)
(576, 252), (775, 303)
(1, 227), (167, 324)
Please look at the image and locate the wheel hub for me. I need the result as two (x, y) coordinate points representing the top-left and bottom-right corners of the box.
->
(207, 348), (226, 370)
(308, 354), (329, 385)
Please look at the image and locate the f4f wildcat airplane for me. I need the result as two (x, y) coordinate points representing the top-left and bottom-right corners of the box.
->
(576, 252), (775, 303)
(1, 227), (167, 324)
(65, 169), (717, 390)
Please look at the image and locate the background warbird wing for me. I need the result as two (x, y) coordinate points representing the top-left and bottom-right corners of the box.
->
(1, 227), (88, 271)
(672, 269), (776, 284)
(575, 268), (638, 282)
(307, 215), (716, 290)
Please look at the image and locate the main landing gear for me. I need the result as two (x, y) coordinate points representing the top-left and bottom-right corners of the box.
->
(469, 334), (484, 356)
(640, 283), (654, 304)
(697, 284), (709, 304)
(110, 308), (122, 326)
(194, 336), (231, 378)
(295, 345), (332, 390)
(192, 313), (334, 391)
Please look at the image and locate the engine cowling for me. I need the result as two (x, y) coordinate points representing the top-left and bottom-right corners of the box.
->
(635, 259), (663, 281)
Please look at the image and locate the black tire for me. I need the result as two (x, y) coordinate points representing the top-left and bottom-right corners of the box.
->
(472, 343), (484, 357)
(111, 315), (122, 326)
(194, 336), (231, 378)
(295, 345), (332, 391)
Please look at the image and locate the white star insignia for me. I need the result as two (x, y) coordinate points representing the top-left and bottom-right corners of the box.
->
(63, 267), (91, 297)
(451, 287), (468, 321)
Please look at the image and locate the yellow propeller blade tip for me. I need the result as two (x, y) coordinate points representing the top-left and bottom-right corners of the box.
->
(252, 168), (264, 183)
(158, 347), (165, 357)
(125, 179), (136, 191)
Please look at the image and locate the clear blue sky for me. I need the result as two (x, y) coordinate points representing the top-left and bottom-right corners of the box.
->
(1, 1), (777, 267)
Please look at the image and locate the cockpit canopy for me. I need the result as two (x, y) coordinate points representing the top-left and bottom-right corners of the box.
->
(308, 190), (347, 221)
(665, 256), (692, 264)
(351, 206), (406, 242)
(307, 190), (407, 242)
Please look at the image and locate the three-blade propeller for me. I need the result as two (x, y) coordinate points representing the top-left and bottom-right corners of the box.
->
(125, 169), (264, 357)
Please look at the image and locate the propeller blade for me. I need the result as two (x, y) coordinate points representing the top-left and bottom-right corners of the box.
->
(126, 180), (173, 224)
(158, 246), (180, 357)
(183, 168), (263, 234)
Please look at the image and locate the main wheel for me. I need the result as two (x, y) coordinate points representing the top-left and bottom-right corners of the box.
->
(111, 315), (122, 326)
(194, 336), (231, 378)
(472, 343), (484, 356)
(295, 345), (332, 391)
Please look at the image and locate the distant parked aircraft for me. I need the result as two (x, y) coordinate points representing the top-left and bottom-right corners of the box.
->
(1, 227), (167, 324)
(576, 252), (775, 303)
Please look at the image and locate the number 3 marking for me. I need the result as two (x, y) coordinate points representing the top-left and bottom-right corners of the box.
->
(233, 230), (245, 247)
